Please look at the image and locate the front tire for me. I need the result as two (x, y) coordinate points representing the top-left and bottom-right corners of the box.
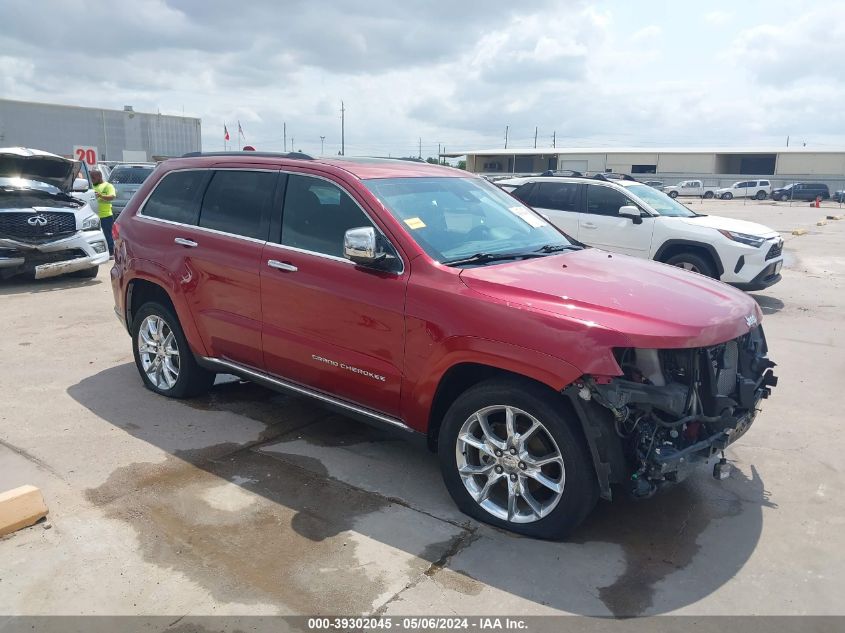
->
(665, 251), (717, 278)
(438, 378), (598, 540)
(131, 302), (215, 398)
(668, 191), (678, 198)
(722, 192), (733, 200)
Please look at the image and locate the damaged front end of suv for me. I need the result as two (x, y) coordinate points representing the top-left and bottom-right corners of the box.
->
(567, 325), (777, 499)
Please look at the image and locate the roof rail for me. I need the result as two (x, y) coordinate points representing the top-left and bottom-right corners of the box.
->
(541, 169), (583, 177)
(592, 172), (639, 182)
(180, 151), (314, 160)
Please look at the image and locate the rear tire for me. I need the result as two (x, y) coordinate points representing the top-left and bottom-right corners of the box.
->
(703, 191), (714, 199)
(755, 190), (767, 200)
(438, 378), (598, 540)
(131, 301), (215, 398)
(665, 252), (717, 278)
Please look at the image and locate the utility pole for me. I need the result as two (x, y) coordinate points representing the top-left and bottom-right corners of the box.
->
(786, 135), (790, 147)
(552, 131), (556, 148)
(320, 136), (325, 155)
(534, 126), (538, 149)
(340, 101), (345, 156)
(418, 138), (422, 159)
(283, 122), (287, 152)
(504, 125), (509, 149)
(438, 143), (440, 164)
(291, 137), (295, 152)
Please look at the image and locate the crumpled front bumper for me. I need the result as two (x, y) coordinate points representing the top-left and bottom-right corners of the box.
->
(0, 230), (109, 279)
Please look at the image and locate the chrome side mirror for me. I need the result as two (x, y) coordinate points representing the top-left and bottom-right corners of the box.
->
(344, 226), (378, 265)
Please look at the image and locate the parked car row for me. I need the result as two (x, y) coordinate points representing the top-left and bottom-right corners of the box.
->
(108, 152), (778, 539)
(657, 178), (836, 202)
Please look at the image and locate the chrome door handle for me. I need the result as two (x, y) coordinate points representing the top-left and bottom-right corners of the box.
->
(582, 223), (597, 229)
(174, 237), (198, 247)
(267, 259), (298, 272)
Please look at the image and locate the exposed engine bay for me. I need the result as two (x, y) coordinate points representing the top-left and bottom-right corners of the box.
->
(576, 326), (777, 497)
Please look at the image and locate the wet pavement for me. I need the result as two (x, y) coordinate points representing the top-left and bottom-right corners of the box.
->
(1, 202), (843, 617)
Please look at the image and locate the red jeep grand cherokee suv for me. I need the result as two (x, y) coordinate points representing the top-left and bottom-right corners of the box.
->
(111, 153), (777, 539)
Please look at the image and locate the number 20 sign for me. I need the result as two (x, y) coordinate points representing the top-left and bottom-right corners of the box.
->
(73, 146), (99, 166)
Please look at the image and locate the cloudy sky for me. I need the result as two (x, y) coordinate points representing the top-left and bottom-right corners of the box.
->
(1, 0), (844, 158)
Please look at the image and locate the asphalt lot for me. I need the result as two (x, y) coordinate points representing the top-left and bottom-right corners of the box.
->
(1, 197), (844, 617)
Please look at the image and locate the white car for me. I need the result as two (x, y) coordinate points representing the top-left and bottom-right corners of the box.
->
(0, 147), (109, 280)
(662, 179), (718, 199)
(500, 175), (784, 291)
(715, 180), (772, 200)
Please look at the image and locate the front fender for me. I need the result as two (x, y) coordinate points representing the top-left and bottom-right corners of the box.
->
(401, 335), (583, 432)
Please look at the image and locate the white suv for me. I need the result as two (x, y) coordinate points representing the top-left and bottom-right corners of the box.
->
(499, 175), (783, 291)
(715, 180), (772, 200)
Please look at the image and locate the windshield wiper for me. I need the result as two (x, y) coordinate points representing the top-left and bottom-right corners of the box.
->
(534, 243), (582, 253)
(443, 251), (544, 266)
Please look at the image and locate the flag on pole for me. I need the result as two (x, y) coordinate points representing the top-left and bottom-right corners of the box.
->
(238, 121), (245, 140)
(224, 124), (230, 141)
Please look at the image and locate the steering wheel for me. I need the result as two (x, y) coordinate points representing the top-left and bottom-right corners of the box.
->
(465, 225), (492, 241)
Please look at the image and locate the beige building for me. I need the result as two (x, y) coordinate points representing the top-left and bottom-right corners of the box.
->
(445, 147), (845, 188)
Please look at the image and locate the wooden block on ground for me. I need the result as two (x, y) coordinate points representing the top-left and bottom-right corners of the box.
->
(0, 485), (48, 537)
(792, 228), (808, 236)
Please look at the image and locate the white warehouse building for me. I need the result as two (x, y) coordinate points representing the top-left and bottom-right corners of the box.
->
(0, 98), (202, 162)
(446, 147), (845, 189)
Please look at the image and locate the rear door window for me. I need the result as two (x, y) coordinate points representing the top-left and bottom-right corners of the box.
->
(528, 182), (580, 212)
(142, 170), (210, 225)
(585, 185), (632, 216)
(198, 170), (277, 240)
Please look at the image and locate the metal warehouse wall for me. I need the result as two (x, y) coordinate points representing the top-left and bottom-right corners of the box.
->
(0, 99), (201, 160)
(466, 150), (845, 178)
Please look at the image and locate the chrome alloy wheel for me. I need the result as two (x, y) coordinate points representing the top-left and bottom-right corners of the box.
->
(137, 315), (180, 390)
(456, 405), (565, 523)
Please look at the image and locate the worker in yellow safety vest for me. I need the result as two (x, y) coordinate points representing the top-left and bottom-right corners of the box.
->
(91, 169), (116, 257)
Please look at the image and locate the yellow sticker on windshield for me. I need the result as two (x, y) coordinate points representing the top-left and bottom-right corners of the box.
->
(404, 217), (426, 229)
(509, 206), (547, 228)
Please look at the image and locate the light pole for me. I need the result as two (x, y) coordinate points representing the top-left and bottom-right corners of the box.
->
(320, 136), (325, 156)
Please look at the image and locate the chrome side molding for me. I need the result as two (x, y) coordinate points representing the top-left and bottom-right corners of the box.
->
(199, 356), (413, 433)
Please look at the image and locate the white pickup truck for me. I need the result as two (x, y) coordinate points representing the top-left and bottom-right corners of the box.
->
(662, 180), (718, 199)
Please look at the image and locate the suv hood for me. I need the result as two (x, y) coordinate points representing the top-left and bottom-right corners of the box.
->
(0, 148), (76, 192)
(678, 214), (778, 238)
(459, 249), (762, 349)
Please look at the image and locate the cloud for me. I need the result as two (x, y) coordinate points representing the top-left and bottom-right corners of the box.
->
(631, 25), (662, 41)
(704, 11), (732, 25)
(730, 4), (845, 85)
(1, 0), (844, 156)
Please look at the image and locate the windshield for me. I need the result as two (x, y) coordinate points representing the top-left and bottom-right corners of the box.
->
(110, 166), (154, 185)
(363, 177), (573, 263)
(625, 184), (696, 217)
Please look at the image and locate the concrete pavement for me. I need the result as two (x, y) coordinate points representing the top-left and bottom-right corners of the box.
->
(1, 200), (843, 617)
